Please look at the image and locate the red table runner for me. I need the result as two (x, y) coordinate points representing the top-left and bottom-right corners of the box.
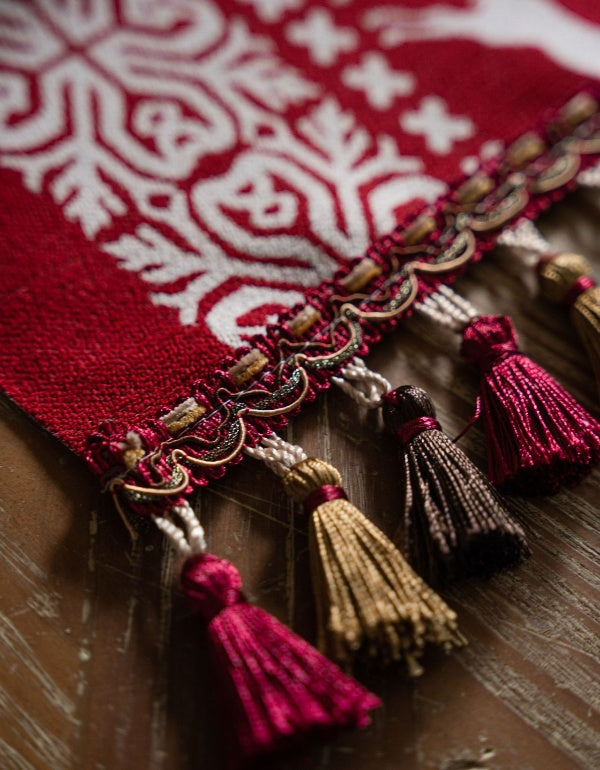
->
(1, 0), (599, 465)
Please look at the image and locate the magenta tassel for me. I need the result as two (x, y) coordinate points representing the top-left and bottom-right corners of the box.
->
(181, 553), (380, 767)
(461, 315), (600, 495)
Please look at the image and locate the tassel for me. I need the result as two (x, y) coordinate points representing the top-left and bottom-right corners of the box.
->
(538, 252), (600, 398)
(381, 384), (529, 585)
(499, 219), (600, 397)
(332, 359), (528, 582)
(461, 314), (600, 495)
(151, 500), (379, 768)
(181, 552), (380, 767)
(418, 285), (600, 495)
(281, 455), (465, 675)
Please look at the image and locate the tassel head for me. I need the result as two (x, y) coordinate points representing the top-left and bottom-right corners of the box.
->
(283, 457), (464, 673)
(382, 384), (437, 427)
(461, 315), (600, 494)
(382, 386), (444, 446)
(537, 252), (592, 304)
(461, 314), (520, 370)
(181, 552), (243, 621)
(181, 552), (380, 766)
(383, 385), (529, 584)
(283, 457), (343, 501)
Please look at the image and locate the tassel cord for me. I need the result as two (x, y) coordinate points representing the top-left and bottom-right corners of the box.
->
(416, 284), (478, 332)
(331, 357), (392, 408)
(152, 500), (207, 559)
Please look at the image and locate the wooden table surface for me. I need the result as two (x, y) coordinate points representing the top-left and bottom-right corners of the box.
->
(1, 190), (599, 770)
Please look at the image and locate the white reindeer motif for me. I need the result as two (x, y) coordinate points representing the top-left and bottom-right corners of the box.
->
(365, 0), (600, 80)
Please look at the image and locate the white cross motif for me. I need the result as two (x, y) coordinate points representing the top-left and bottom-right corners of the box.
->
(342, 52), (415, 110)
(400, 96), (475, 154)
(286, 8), (358, 66)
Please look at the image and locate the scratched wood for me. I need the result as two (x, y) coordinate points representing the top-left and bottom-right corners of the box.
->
(1, 188), (599, 770)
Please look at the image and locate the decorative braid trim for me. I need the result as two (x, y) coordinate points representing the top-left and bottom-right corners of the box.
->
(84, 90), (600, 522)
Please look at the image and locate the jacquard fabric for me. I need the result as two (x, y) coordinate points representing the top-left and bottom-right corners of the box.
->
(1, 0), (599, 453)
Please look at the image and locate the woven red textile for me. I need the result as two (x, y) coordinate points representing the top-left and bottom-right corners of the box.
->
(1, 0), (599, 456)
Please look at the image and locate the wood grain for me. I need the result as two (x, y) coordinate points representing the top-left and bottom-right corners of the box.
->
(1, 189), (599, 770)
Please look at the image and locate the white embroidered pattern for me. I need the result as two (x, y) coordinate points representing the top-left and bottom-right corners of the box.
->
(400, 96), (475, 155)
(0, 0), (445, 346)
(342, 52), (415, 110)
(0, 0), (317, 237)
(286, 8), (358, 66)
(192, 98), (445, 261)
(364, 0), (600, 79)
(104, 98), (445, 342)
(103, 215), (315, 345)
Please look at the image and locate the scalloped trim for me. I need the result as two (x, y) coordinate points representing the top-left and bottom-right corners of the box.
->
(86, 90), (600, 519)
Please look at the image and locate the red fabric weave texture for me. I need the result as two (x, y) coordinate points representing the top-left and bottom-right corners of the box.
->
(1, 1), (600, 455)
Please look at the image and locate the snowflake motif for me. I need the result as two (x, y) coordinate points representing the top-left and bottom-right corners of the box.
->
(286, 8), (358, 66)
(105, 97), (445, 341)
(342, 52), (415, 110)
(400, 96), (475, 154)
(192, 98), (446, 260)
(0, 0), (446, 346)
(0, 0), (318, 237)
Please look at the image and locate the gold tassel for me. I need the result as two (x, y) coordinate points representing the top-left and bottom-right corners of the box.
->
(538, 252), (600, 397)
(282, 457), (465, 674)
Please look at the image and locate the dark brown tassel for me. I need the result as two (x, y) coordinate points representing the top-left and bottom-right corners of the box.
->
(382, 385), (530, 585)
